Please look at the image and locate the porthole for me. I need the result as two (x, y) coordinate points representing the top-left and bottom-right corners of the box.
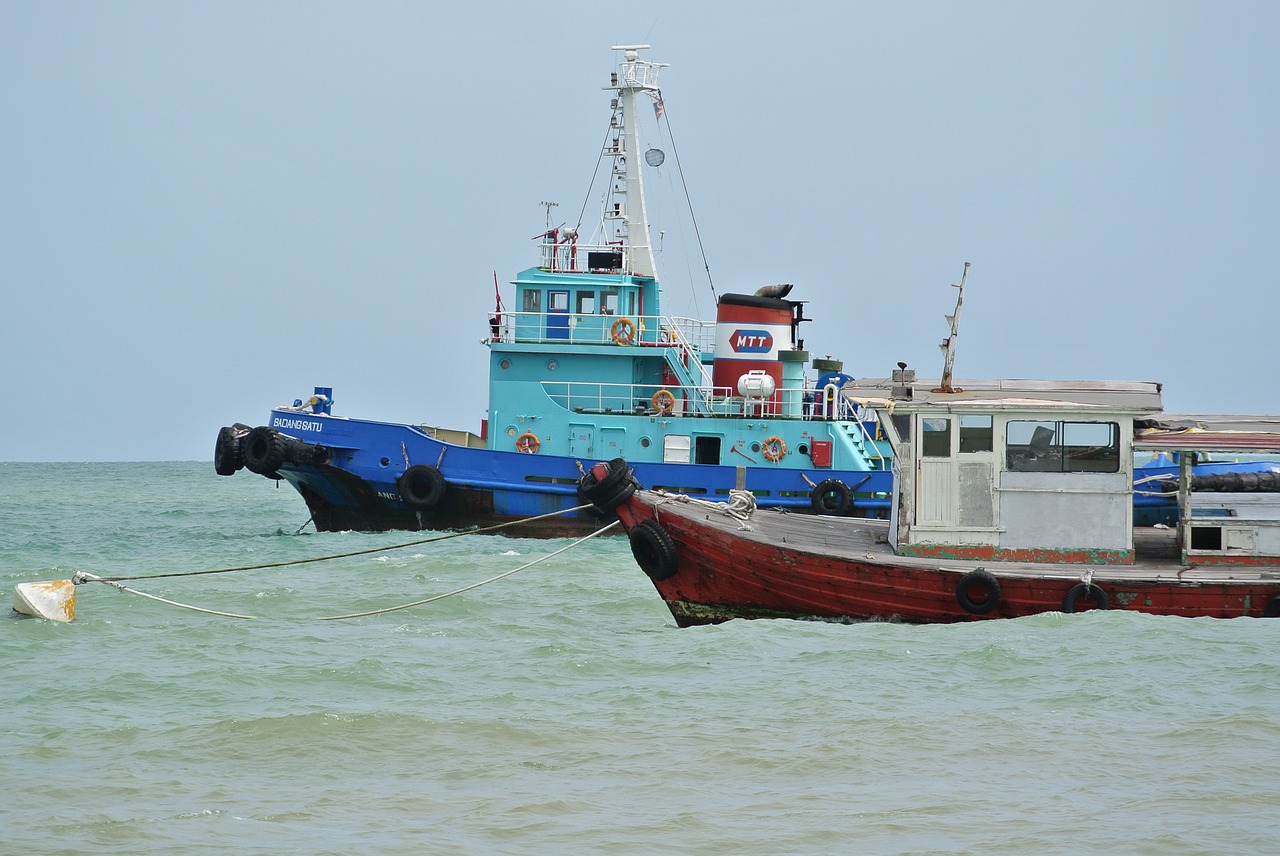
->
(506, 426), (518, 437)
(750, 442), (761, 453)
(640, 437), (651, 448)
(546, 359), (558, 371)
(380, 457), (390, 467)
(798, 443), (809, 455)
(499, 359), (511, 370)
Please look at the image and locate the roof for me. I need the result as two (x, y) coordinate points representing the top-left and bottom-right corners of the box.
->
(1134, 414), (1280, 454)
(844, 378), (1164, 414)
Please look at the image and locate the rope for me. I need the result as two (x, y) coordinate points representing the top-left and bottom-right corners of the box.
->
(75, 573), (257, 620)
(74, 519), (621, 621)
(316, 520), (620, 620)
(653, 488), (757, 521)
(74, 504), (599, 585)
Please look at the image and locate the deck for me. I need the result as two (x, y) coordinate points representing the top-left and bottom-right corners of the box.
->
(638, 491), (1280, 586)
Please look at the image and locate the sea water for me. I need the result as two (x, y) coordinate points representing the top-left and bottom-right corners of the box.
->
(2, 462), (1278, 855)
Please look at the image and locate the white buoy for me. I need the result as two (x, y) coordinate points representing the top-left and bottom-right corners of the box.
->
(13, 580), (76, 622)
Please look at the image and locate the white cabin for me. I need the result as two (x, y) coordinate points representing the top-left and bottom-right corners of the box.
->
(847, 376), (1165, 564)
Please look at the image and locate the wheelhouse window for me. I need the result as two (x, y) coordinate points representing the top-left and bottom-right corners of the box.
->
(601, 289), (618, 315)
(549, 291), (569, 312)
(959, 415), (993, 453)
(921, 417), (951, 457)
(576, 291), (597, 314)
(522, 289), (541, 312)
(1006, 420), (1120, 473)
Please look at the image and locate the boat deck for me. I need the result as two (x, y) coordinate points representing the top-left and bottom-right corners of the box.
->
(639, 491), (1280, 585)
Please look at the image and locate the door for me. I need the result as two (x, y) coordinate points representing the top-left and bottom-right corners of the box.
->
(546, 290), (570, 339)
(916, 416), (955, 525)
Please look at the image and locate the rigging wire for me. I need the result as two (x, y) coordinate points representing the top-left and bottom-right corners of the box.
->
(656, 91), (717, 304)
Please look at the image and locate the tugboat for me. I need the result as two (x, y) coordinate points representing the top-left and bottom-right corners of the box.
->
(214, 46), (892, 537)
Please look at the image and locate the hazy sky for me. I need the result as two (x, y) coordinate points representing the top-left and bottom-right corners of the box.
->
(3, 1), (1277, 462)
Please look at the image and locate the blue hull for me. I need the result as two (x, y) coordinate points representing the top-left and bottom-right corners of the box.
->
(258, 409), (892, 537)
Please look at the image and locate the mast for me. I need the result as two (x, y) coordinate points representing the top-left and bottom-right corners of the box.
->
(606, 45), (665, 279)
(935, 261), (970, 394)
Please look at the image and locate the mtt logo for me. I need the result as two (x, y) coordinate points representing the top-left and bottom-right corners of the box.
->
(731, 329), (774, 353)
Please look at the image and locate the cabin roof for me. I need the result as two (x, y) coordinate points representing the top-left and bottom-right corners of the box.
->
(844, 378), (1164, 414)
(1134, 414), (1280, 453)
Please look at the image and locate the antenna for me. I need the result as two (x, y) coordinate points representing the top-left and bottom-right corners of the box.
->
(540, 201), (559, 232)
(934, 262), (970, 394)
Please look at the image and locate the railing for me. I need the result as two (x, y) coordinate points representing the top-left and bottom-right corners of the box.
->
(540, 379), (866, 421)
(490, 311), (715, 354)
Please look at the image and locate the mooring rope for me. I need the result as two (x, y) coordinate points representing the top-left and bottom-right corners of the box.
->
(652, 488), (757, 521)
(73, 518), (620, 621)
(316, 520), (619, 620)
(74, 504), (600, 585)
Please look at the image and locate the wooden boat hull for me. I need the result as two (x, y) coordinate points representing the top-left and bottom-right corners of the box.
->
(613, 492), (1280, 626)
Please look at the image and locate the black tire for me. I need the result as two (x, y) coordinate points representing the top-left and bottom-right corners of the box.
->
(1263, 594), (1280, 618)
(214, 426), (244, 476)
(285, 439), (330, 466)
(580, 458), (637, 513)
(242, 426), (287, 475)
(1062, 582), (1110, 613)
(811, 479), (851, 515)
(956, 569), (1001, 615)
(629, 520), (678, 582)
(399, 464), (446, 509)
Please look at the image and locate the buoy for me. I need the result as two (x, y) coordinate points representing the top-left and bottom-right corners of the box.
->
(13, 579), (76, 622)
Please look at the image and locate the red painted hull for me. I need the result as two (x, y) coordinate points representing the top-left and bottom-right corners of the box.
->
(615, 494), (1280, 626)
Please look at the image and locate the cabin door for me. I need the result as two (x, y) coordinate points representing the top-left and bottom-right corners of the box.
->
(546, 290), (570, 339)
(916, 416), (956, 526)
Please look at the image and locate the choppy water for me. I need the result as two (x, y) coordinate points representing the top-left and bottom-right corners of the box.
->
(3, 462), (1279, 854)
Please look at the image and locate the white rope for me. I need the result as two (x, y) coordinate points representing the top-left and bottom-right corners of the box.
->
(74, 519), (620, 622)
(652, 488), (757, 521)
(76, 573), (257, 620)
(316, 520), (620, 620)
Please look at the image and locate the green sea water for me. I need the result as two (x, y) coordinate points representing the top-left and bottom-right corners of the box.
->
(3, 462), (1279, 855)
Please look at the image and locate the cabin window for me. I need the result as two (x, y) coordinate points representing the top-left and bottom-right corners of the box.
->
(1006, 420), (1120, 473)
(959, 415), (993, 453)
(921, 418), (951, 458)
(601, 290), (619, 315)
(576, 291), (597, 314)
(891, 414), (911, 443)
(549, 291), (569, 312)
(522, 289), (541, 313)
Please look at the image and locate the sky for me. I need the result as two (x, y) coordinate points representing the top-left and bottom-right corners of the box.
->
(3, 1), (1277, 462)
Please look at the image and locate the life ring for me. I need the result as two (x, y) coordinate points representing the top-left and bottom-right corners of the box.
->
(1062, 582), (1110, 613)
(399, 464), (447, 509)
(762, 435), (786, 462)
(630, 520), (678, 581)
(516, 431), (541, 453)
(811, 479), (850, 515)
(652, 389), (676, 414)
(610, 317), (636, 344)
(956, 569), (1001, 615)
(1262, 593), (1280, 618)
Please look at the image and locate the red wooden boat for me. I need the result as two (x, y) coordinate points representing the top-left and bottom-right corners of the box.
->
(581, 277), (1280, 626)
(581, 382), (1280, 626)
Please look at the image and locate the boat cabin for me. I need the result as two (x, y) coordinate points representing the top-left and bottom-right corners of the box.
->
(847, 373), (1165, 563)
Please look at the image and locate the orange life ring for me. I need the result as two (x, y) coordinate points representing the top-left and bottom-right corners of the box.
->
(610, 317), (636, 344)
(652, 388), (676, 414)
(516, 431), (541, 453)
(762, 435), (786, 462)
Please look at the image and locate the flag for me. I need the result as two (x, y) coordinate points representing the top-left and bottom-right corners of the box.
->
(653, 96), (665, 119)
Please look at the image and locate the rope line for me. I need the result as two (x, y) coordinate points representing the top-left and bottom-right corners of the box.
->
(74, 504), (599, 585)
(316, 520), (620, 620)
(75, 573), (257, 620)
(74, 519), (621, 622)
